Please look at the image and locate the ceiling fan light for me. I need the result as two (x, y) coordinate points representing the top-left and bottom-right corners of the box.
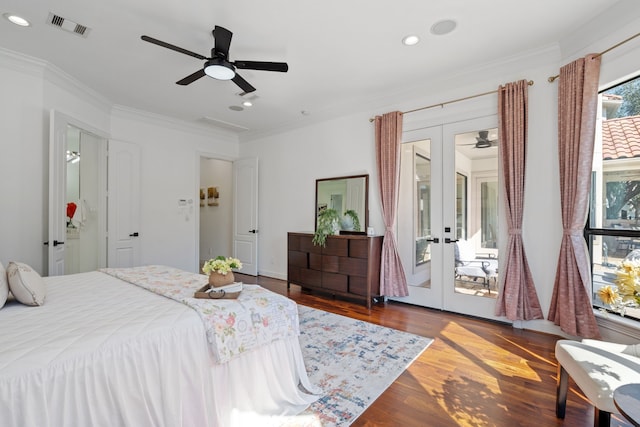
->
(204, 58), (235, 80)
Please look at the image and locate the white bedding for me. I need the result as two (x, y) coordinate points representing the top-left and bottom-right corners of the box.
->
(0, 270), (319, 427)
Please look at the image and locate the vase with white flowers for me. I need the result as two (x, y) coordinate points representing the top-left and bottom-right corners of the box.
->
(202, 256), (243, 287)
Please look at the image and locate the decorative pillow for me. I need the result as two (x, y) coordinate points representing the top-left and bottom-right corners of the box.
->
(6, 262), (46, 306)
(0, 262), (8, 309)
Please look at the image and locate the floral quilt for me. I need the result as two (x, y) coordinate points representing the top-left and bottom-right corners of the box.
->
(100, 265), (300, 364)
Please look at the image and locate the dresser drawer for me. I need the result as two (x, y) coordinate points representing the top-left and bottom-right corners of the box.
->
(323, 238), (348, 256)
(322, 272), (348, 292)
(339, 256), (368, 277)
(299, 235), (322, 254)
(349, 239), (369, 258)
(300, 268), (322, 287)
(349, 276), (368, 296)
(288, 250), (307, 268)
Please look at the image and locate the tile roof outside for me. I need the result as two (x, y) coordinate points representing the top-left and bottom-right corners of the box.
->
(602, 115), (640, 160)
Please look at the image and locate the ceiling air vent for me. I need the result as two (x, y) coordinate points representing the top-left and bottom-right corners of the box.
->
(47, 12), (91, 38)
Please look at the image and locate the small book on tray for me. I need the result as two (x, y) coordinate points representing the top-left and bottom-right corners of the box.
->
(194, 282), (243, 299)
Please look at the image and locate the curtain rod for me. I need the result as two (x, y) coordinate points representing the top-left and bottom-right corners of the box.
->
(368, 80), (534, 122)
(548, 31), (640, 83)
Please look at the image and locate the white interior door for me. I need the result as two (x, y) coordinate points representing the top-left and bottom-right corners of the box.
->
(442, 117), (504, 321)
(395, 125), (443, 309)
(107, 140), (141, 268)
(48, 111), (68, 276)
(233, 157), (259, 276)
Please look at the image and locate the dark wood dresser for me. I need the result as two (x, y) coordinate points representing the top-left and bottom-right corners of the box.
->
(287, 232), (383, 308)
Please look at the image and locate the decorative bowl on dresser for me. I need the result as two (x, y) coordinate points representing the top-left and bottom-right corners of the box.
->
(287, 232), (383, 308)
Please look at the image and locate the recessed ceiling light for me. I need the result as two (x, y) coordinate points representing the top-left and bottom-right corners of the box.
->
(430, 19), (457, 36)
(3, 13), (30, 27)
(242, 101), (253, 107)
(229, 105), (244, 111)
(402, 35), (420, 46)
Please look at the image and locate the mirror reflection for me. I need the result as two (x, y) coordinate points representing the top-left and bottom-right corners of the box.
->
(316, 174), (368, 234)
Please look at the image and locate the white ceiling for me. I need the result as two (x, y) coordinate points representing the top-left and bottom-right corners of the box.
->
(0, 0), (621, 139)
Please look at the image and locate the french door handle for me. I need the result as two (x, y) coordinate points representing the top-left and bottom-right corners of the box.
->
(53, 240), (65, 247)
(248, 229), (258, 234)
(425, 237), (440, 243)
(129, 232), (139, 237)
(444, 238), (459, 244)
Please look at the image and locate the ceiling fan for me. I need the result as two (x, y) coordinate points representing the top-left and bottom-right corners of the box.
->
(461, 130), (498, 149)
(140, 25), (288, 93)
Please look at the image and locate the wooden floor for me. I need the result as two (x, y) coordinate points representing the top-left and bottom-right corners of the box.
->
(236, 273), (633, 427)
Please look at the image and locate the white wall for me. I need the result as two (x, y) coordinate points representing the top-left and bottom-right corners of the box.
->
(240, 112), (380, 279)
(0, 49), (240, 275)
(0, 53), (45, 272)
(240, 9), (640, 338)
(110, 108), (238, 273)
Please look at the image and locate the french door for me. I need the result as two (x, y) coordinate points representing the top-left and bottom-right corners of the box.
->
(394, 116), (506, 322)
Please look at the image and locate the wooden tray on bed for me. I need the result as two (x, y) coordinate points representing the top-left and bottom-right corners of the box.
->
(194, 283), (242, 299)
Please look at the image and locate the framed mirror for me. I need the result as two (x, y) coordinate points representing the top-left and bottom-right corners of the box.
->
(315, 174), (368, 234)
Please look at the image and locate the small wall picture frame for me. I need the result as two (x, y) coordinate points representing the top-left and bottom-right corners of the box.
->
(200, 188), (206, 207)
(207, 186), (219, 206)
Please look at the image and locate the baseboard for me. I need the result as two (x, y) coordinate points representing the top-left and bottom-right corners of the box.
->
(257, 269), (287, 281)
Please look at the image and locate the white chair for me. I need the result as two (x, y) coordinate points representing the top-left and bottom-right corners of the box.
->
(454, 240), (498, 291)
(555, 339), (640, 427)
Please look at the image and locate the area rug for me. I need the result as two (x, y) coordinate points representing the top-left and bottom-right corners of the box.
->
(291, 305), (433, 426)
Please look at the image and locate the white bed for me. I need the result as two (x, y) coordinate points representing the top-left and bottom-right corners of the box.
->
(0, 268), (319, 427)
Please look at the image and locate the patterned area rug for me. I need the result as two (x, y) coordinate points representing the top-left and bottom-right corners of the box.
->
(288, 305), (433, 426)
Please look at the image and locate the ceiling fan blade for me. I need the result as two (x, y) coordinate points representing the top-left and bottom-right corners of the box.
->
(232, 73), (256, 93)
(141, 35), (207, 60)
(234, 60), (289, 72)
(213, 26), (233, 58)
(176, 69), (206, 85)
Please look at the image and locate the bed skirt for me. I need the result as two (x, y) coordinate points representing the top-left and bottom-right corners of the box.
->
(0, 271), (319, 427)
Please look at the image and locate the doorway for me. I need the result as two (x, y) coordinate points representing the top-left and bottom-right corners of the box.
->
(395, 116), (505, 322)
(63, 126), (106, 274)
(48, 111), (108, 276)
(199, 157), (233, 269)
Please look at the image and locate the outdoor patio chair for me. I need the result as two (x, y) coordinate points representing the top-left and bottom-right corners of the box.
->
(454, 240), (498, 291)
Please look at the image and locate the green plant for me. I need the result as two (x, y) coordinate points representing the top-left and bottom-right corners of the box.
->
(313, 208), (340, 247)
(343, 209), (361, 231)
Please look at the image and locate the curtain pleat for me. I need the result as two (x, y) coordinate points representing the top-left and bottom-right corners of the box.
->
(548, 54), (602, 338)
(374, 112), (408, 297)
(494, 80), (544, 320)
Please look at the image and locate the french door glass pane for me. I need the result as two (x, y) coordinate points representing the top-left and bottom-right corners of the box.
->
(454, 128), (500, 298)
(481, 180), (498, 249)
(416, 153), (431, 266)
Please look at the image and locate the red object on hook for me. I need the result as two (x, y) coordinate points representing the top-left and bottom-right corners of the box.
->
(67, 202), (77, 219)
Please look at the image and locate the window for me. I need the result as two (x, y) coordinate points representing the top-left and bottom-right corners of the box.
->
(587, 74), (640, 320)
(456, 172), (467, 241)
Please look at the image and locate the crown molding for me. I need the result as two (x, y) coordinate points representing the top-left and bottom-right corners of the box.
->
(239, 43), (560, 143)
(0, 47), (46, 78)
(111, 105), (239, 142)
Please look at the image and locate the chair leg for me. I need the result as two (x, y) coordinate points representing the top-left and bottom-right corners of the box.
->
(556, 364), (568, 418)
(594, 408), (611, 427)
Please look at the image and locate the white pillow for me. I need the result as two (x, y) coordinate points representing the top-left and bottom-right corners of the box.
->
(6, 262), (46, 306)
(0, 262), (8, 309)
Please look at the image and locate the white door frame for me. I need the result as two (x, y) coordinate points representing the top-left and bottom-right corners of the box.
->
(48, 110), (108, 276)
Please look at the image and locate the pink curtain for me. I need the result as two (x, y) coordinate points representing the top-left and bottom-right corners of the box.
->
(548, 54), (602, 338)
(374, 111), (408, 297)
(494, 80), (544, 321)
